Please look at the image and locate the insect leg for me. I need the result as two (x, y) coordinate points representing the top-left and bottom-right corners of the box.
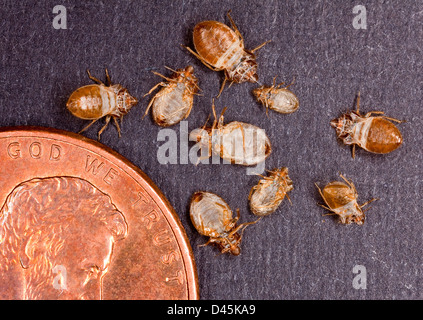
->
(285, 193), (293, 205)
(365, 111), (403, 123)
(241, 124), (246, 154)
(247, 185), (258, 200)
(319, 204), (333, 211)
(78, 119), (98, 134)
(192, 82), (203, 94)
(211, 99), (227, 129)
(97, 115), (111, 140)
(229, 217), (262, 238)
(216, 77), (227, 98)
(86, 70), (104, 85)
(339, 173), (356, 191)
(113, 116), (121, 138)
(232, 122), (246, 154)
(198, 238), (218, 247)
(322, 212), (337, 216)
(144, 82), (166, 97)
(364, 111), (384, 117)
(218, 107), (228, 128)
(351, 144), (356, 159)
(355, 91), (361, 115)
(265, 96), (270, 117)
(142, 96), (156, 119)
(226, 10), (244, 42)
(182, 45), (221, 71)
(315, 183), (333, 212)
(211, 99), (218, 131)
(105, 68), (112, 86)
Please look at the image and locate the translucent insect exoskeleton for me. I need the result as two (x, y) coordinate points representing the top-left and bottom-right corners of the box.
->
(184, 10), (270, 97)
(252, 77), (299, 115)
(190, 191), (261, 255)
(331, 92), (403, 158)
(67, 69), (138, 140)
(249, 167), (293, 216)
(143, 66), (200, 127)
(189, 102), (272, 166)
(315, 174), (377, 225)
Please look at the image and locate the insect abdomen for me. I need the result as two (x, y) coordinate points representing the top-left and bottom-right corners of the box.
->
(193, 21), (241, 69)
(365, 117), (403, 153)
(152, 83), (192, 127)
(67, 85), (115, 120)
(213, 122), (271, 166)
(250, 185), (281, 216)
(190, 192), (233, 237)
(270, 90), (299, 113)
(322, 183), (355, 210)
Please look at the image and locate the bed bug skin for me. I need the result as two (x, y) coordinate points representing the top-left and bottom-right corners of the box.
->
(249, 167), (293, 216)
(190, 102), (272, 166)
(143, 66), (200, 127)
(315, 174), (377, 225)
(67, 69), (138, 140)
(185, 11), (270, 97)
(190, 191), (261, 255)
(252, 77), (299, 115)
(331, 92), (403, 158)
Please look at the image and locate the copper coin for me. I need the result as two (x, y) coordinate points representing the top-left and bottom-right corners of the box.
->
(0, 127), (198, 300)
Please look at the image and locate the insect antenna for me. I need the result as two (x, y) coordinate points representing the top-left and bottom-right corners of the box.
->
(164, 65), (178, 74)
(280, 77), (296, 90)
(360, 198), (378, 209)
(152, 71), (175, 82)
(380, 115), (404, 123)
(251, 40), (272, 54)
(253, 77), (263, 87)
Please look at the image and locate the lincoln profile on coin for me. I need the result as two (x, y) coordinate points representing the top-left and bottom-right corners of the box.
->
(0, 176), (128, 300)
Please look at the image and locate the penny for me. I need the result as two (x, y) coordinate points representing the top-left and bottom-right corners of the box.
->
(0, 127), (198, 300)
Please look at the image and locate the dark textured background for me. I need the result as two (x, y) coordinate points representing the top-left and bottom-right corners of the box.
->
(0, 0), (422, 300)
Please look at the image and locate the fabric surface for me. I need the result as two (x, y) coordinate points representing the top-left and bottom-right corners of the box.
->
(0, 0), (421, 299)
